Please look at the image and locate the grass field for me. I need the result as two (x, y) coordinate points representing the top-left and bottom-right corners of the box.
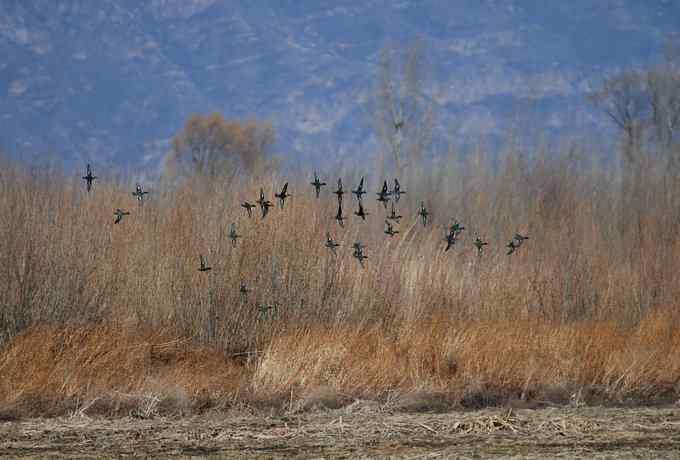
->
(2, 148), (680, 419)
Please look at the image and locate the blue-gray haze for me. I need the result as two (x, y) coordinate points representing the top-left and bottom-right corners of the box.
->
(1, 0), (678, 171)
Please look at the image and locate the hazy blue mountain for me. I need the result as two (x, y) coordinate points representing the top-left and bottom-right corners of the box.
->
(1, 0), (678, 171)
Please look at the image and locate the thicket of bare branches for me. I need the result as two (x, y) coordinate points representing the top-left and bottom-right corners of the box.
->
(589, 42), (680, 209)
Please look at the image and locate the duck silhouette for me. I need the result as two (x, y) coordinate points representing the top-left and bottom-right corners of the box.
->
(113, 208), (130, 224)
(392, 178), (405, 202)
(354, 201), (369, 221)
(334, 201), (346, 227)
(507, 233), (529, 255)
(449, 220), (465, 237)
(228, 223), (240, 247)
(473, 237), (489, 255)
(325, 232), (340, 255)
(352, 242), (368, 268)
(376, 180), (392, 208)
(82, 164), (97, 192)
(241, 201), (256, 218)
(256, 188), (273, 219)
(275, 182), (290, 209)
(239, 281), (250, 301)
(443, 230), (457, 251)
(352, 177), (366, 201)
(132, 184), (149, 203)
(384, 220), (399, 237)
(198, 255), (212, 272)
(387, 202), (402, 222)
(418, 202), (430, 227)
(257, 304), (277, 320)
(311, 171), (327, 198)
(333, 178), (345, 203)
(514, 233), (529, 245)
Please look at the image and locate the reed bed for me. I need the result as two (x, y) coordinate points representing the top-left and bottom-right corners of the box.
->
(1, 147), (680, 417)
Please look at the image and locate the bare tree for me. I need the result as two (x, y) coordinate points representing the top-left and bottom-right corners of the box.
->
(374, 38), (435, 177)
(647, 62), (680, 153)
(589, 38), (680, 235)
(589, 70), (648, 166)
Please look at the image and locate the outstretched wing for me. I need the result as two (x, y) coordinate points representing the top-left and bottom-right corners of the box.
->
(282, 183), (288, 194)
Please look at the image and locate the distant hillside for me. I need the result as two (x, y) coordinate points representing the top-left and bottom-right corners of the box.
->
(1, 0), (678, 171)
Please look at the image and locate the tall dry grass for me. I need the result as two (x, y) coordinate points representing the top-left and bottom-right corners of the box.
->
(2, 145), (680, 417)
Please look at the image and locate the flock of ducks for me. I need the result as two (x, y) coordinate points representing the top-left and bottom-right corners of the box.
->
(82, 163), (529, 313)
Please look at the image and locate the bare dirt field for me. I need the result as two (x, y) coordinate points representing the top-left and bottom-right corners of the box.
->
(2, 405), (680, 459)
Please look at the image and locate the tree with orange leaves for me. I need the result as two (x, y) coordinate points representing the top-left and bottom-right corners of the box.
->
(167, 113), (275, 177)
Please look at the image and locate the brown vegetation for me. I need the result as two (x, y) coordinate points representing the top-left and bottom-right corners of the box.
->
(1, 139), (680, 417)
(166, 113), (276, 178)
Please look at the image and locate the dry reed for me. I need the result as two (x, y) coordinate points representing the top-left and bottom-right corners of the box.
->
(1, 147), (680, 417)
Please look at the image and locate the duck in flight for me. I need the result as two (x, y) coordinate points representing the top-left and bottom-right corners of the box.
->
(384, 220), (399, 237)
(507, 233), (529, 255)
(275, 182), (290, 209)
(325, 232), (340, 255)
(198, 255), (212, 272)
(473, 237), (489, 256)
(352, 242), (368, 268)
(257, 304), (276, 320)
(333, 178), (345, 203)
(514, 233), (529, 244)
(449, 219), (465, 237)
(241, 201), (256, 218)
(418, 202), (430, 227)
(228, 223), (240, 247)
(256, 188), (273, 219)
(392, 178), (405, 202)
(334, 201), (346, 227)
(239, 281), (250, 301)
(376, 180), (392, 208)
(132, 184), (149, 203)
(311, 171), (327, 199)
(82, 164), (97, 192)
(352, 177), (366, 201)
(443, 229), (457, 251)
(114, 208), (130, 224)
(354, 200), (369, 221)
(387, 202), (402, 222)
